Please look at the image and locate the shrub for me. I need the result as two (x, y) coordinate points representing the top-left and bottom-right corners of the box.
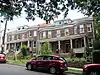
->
(65, 58), (72, 63)
(21, 44), (28, 58)
(65, 57), (87, 68)
(72, 58), (80, 63)
(80, 58), (87, 62)
(40, 42), (53, 55)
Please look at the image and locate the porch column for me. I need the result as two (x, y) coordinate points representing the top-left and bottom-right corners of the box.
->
(84, 37), (86, 47)
(28, 40), (30, 47)
(21, 42), (22, 47)
(70, 39), (73, 49)
(58, 40), (60, 53)
(14, 43), (16, 50)
(37, 41), (40, 54)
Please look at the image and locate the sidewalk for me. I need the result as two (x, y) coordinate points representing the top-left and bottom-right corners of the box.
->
(66, 67), (82, 74)
(68, 67), (82, 71)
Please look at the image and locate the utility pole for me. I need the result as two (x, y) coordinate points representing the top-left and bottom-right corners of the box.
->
(1, 18), (8, 54)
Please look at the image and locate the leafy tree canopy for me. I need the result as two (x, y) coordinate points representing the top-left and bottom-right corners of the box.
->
(0, 0), (100, 22)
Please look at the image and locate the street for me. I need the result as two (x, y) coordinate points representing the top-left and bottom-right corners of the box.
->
(0, 64), (78, 75)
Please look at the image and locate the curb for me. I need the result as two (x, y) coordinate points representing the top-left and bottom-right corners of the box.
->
(65, 71), (82, 75)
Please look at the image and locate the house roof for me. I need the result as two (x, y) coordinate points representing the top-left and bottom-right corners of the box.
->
(38, 23), (51, 27)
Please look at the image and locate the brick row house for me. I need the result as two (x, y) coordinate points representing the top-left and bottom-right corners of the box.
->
(6, 16), (94, 57)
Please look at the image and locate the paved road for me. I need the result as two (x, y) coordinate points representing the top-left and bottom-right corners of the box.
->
(0, 64), (77, 75)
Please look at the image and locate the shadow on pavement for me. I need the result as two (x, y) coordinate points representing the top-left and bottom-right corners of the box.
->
(25, 69), (68, 75)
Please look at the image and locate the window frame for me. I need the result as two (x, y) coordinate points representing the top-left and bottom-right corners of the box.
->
(87, 24), (92, 32)
(80, 24), (84, 33)
(34, 31), (37, 36)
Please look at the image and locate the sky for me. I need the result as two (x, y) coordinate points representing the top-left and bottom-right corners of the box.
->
(0, 9), (87, 31)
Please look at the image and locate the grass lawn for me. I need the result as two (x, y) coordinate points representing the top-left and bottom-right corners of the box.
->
(7, 59), (27, 66)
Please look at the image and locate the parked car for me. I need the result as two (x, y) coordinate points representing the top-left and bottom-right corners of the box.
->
(0, 54), (6, 63)
(82, 64), (100, 75)
(26, 55), (68, 74)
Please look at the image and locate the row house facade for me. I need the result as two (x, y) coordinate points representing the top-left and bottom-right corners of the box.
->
(6, 16), (94, 57)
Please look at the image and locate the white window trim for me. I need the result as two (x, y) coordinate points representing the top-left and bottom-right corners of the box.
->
(12, 35), (14, 40)
(29, 31), (32, 37)
(80, 25), (84, 33)
(74, 26), (78, 34)
(43, 31), (46, 38)
(22, 34), (24, 39)
(48, 31), (52, 38)
(65, 28), (69, 36)
(87, 24), (92, 32)
(56, 30), (60, 37)
(34, 31), (37, 36)
(17, 34), (20, 40)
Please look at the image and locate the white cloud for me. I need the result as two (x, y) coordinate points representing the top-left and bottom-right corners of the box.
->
(1, 9), (86, 30)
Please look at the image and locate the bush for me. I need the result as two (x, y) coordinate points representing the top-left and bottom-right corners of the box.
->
(72, 58), (80, 63)
(21, 44), (28, 58)
(40, 42), (53, 55)
(65, 57), (87, 68)
(65, 58), (72, 63)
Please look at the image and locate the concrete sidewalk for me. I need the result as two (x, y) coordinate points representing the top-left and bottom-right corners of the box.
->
(66, 67), (82, 75)
(68, 67), (82, 71)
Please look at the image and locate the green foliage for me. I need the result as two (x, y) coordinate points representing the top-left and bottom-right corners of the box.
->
(65, 57), (86, 63)
(93, 40), (100, 50)
(65, 58), (72, 63)
(0, 0), (99, 22)
(40, 42), (52, 55)
(21, 45), (28, 57)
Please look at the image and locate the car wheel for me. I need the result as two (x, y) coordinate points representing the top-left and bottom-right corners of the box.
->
(49, 67), (56, 74)
(27, 64), (32, 70)
(90, 72), (99, 75)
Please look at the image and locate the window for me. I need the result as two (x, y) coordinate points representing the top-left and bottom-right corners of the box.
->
(59, 21), (61, 24)
(43, 31), (46, 38)
(22, 34), (24, 39)
(29, 31), (32, 37)
(37, 56), (43, 60)
(34, 31), (37, 36)
(33, 41), (36, 47)
(74, 25), (78, 34)
(80, 25), (84, 33)
(48, 31), (52, 38)
(87, 24), (92, 32)
(17, 34), (21, 39)
(12, 35), (14, 40)
(7, 35), (10, 42)
(65, 28), (69, 36)
(14, 35), (17, 40)
(56, 30), (60, 37)
(44, 56), (53, 60)
(88, 38), (93, 48)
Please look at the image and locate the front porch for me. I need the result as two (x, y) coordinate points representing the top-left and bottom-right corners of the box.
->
(50, 38), (86, 57)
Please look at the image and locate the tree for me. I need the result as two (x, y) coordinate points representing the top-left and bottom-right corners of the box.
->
(40, 42), (52, 55)
(93, 16), (100, 40)
(21, 44), (28, 58)
(0, 0), (99, 22)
